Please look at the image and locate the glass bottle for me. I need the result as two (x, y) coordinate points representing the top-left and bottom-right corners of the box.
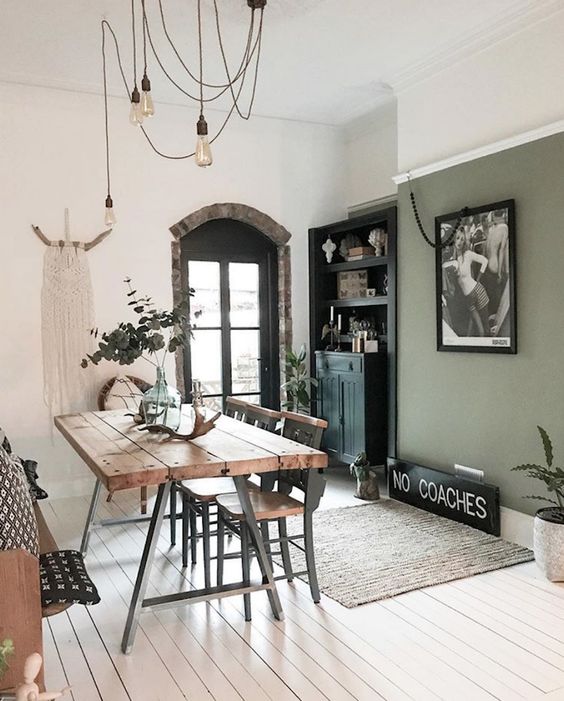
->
(141, 366), (182, 430)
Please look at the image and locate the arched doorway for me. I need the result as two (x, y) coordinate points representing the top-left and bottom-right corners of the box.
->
(170, 203), (292, 407)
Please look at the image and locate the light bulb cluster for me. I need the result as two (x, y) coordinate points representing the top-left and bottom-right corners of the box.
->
(101, 0), (267, 225)
(129, 78), (155, 126)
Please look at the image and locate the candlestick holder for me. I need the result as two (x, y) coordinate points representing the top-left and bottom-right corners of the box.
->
(325, 321), (339, 351)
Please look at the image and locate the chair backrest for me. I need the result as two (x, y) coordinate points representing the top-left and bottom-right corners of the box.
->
(279, 412), (327, 509)
(225, 396), (249, 422)
(98, 376), (151, 411)
(244, 405), (281, 432)
(281, 411), (327, 450)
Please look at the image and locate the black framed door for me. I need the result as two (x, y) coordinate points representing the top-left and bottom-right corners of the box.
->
(180, 219), (279, 411)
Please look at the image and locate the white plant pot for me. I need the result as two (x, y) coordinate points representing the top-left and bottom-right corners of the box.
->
(534, 508), (564, 581)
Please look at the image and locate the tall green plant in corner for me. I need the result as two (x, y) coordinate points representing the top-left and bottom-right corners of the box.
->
(512, 425), (564, 582)
(511, 426), (564, 512)
(281, 345), (317, 414)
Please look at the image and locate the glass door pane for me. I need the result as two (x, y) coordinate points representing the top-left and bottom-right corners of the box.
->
(190, 329), (223, 398)
(230, 329), (260, 394)
(189, 260), (221, 327)
(229, 262), (259, 328)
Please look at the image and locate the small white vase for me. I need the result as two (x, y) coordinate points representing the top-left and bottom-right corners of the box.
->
(534, 508), (564, 581)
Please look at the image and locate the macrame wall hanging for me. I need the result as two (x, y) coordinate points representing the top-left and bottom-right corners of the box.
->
(32, 209), (112, 418)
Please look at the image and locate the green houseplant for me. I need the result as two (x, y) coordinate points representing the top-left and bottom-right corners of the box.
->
(82, 279), (192, 430)
(512, 425), (564, 580)
(281, 345), (317, 414)
(0, 638), (14, 680)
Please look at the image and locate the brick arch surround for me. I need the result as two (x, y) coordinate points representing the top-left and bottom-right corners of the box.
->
(169, 203), (292, 398)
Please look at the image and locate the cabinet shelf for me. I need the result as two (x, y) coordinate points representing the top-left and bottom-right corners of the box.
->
(308, 204), (397, 460)
(323, 256), (389, 273)
(325, 297), (388, 308)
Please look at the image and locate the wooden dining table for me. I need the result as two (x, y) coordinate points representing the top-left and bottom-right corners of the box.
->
(55, 406), (327, 653)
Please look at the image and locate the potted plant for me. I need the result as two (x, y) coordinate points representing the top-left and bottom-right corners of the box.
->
(82, 279), (192, 430)
(281, 345), (317, 414)
(350, 452), (380, 501)
(0, 638), (14, 681)
(512, 426), (564, 581)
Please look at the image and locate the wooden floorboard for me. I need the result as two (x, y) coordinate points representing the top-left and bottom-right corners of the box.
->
(40, 489), (564, 701)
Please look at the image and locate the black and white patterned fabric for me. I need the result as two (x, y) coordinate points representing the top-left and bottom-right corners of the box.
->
(0, 426), (12, 456)
(21, 459), (49, 501)
(40, 550), (101, 607)
(0, 425), (48, 502)
(0, 445), (39, 557)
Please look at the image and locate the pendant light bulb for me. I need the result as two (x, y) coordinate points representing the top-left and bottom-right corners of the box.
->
(141, 74), (155, 117)
(129, 86), (143, 126)
(104, 196), (116, 226)
(195, 115), (213, 167)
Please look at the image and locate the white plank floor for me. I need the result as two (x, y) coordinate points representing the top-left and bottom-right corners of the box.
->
(40, 474), (564, 701)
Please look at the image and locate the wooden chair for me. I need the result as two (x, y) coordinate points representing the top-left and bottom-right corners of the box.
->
(216, 412), (327, 620)
(224, 396), (250, 421)
(178, 400), (281, 587)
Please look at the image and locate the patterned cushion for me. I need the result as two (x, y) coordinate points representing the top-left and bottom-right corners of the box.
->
(0, 426), (48, 501)
(0, 428), (11, 454)
(40, 550), (101, 607)
(0, 445), (39, 557)
(21, 459), (49, 501)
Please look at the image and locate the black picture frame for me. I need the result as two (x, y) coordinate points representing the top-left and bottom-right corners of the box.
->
(435, 199), (516, 354)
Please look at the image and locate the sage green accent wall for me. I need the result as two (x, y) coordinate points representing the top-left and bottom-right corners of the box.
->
(397, 133), (564, 515)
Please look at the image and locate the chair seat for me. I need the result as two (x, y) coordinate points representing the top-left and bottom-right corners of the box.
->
(179, 477), (259, 502)
(216, 490), (304, 521)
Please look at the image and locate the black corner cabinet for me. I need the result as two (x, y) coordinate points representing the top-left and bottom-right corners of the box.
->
(309, 206), (397, 465)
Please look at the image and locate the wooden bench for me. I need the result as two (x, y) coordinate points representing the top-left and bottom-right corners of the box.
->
(0, 502), (62, 694)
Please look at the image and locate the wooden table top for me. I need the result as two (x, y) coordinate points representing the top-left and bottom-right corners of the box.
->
(55, 407), (328, 492)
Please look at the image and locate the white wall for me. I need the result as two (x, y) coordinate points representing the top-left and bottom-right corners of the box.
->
(0, 82), (346, 496)
(342, 101), (398, 209)
(397, 7), (564, 170)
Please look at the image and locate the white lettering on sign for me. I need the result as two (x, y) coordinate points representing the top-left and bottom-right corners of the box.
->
(393, 470), (410, 492)
(419, 479), (427, 499)
(475, 496), (487, 519)
(394, 469), (489, 520)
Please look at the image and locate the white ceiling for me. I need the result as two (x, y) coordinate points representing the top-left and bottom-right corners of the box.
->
(0, 0), (557, 125)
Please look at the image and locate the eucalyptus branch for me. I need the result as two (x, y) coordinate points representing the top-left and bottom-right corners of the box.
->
(81, 279), (192, 370)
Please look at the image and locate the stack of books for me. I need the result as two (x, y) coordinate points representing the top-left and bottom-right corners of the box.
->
(345, 246), (376, 261)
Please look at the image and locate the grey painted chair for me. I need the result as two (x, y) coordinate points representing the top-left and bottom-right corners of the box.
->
(216, 411), (327, 620)
(178, 399), (281, 587)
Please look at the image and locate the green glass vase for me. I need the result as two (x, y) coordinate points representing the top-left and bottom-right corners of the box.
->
(141, 367), (182, 430)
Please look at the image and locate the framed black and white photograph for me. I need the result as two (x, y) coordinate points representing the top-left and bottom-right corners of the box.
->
(435, 199), (516, 354)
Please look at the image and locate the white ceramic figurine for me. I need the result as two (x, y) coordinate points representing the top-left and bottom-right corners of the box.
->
(15, 653), (71, 701)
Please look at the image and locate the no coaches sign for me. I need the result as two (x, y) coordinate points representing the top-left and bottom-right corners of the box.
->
(387, 459), (500, 535)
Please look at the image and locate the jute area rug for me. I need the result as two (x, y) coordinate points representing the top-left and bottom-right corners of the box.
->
(281, 499), (534, 608)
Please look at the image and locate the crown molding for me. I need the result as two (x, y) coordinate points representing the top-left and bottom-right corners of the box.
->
(393, 118), (564, 184)
(387, 0), (564, 93)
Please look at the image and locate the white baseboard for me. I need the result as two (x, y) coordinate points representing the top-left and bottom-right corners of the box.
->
(500, 506), (534, 549)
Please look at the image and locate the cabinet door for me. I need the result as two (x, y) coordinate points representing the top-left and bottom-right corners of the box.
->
(316, 368), (340, 459)
(340, 372), (365, 463)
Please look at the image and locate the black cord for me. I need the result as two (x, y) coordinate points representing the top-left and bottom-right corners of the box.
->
(101, 25), (111, 197)
(141, 0), (148, 76)
(131, 0), (138, 88)
(408, 176), (468, 249)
